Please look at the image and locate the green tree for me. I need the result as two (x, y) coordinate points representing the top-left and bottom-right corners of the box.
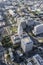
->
(2, 36), (13, 48)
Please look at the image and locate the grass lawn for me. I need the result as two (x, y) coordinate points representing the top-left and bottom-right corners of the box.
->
(10, 26), (18, 34)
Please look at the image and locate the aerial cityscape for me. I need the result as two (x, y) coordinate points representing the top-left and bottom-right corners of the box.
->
(0, 0), (43, 65)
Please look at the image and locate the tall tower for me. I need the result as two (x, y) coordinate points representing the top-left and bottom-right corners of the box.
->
(18, 24), (23, 38)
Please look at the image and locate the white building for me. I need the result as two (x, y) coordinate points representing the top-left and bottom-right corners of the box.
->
(18, 25), (23, 38)
(21, 37), (33, 52)
(17, 17), (26, 29)
(8, 48), (14, 61)
(11, 34), (21, 46)
(22, 32), (28, 38)
(32, 54), (43, 65)
(0, 22), (5, 27)
(4, 5), (14, 10)
(0, 15), (5, 27)
(32, 24), (43, 35)
(8, 9), (14, 16)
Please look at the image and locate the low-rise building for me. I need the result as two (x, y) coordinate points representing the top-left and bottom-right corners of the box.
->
(32, 24), (43, 35)
(26, 18), (35, 27)
(11, 34), (21, 47)
(0, 21), (5, 27)
(32, 54), (43, 65)
(22, 32), (28, 38)
(7, 9), (14, 16)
